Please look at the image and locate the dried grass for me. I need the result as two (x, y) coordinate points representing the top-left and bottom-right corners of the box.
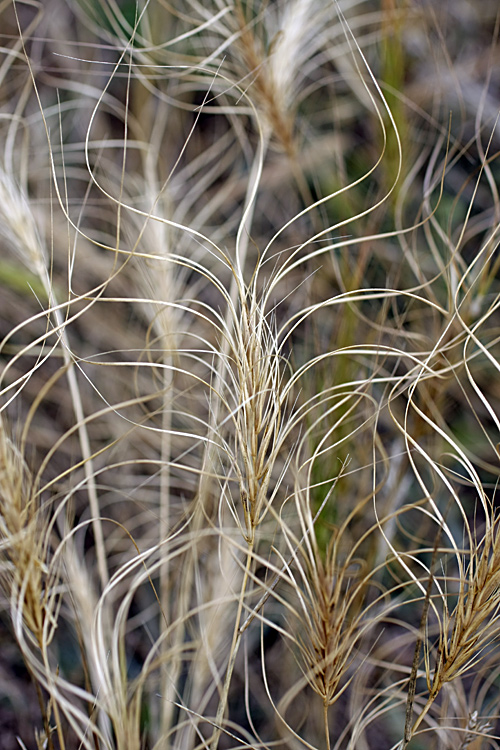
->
(0, 1), (500, 749)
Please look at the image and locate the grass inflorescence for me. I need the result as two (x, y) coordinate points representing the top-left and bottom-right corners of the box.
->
(1, 0), (500, 748)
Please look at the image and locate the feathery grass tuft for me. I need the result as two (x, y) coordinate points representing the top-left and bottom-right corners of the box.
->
(0, 1), (500, 748)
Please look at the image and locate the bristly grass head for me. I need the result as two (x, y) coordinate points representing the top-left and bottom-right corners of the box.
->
(1, 1), (500, 748)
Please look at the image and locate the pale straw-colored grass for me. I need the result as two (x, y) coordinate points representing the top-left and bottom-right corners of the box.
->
(0, 1), (499, 749)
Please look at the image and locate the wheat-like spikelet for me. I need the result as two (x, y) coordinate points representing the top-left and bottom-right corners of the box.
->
(405, 507), (500, 743)
(0, 414), (64, 749)
(1, 1), (500, 748)
(0, 416), (45, 642)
